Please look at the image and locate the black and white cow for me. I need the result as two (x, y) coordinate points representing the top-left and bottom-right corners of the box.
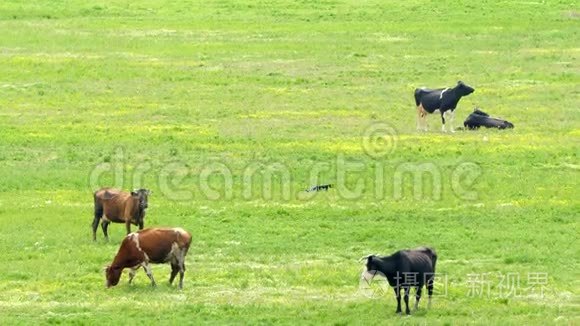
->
(360, 247), (437, 315)
(464, 108), (514, 129)
(414, 81), (475, 132)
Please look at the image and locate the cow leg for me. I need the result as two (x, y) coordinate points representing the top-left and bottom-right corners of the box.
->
(142, 263), (156, 287)
(403, 286), (411, 315)
(415, 285), (423, 310)
(394, 286), (402, 314)
(416, 106), (422, 130)
(138, 220), (144, 230)
(128, 266), (139, 285)
(449, 110), (456, 133)
(125, 220), (132, 235)
(92, 217), (100, 241)
(176, 249), (187, 289)
(101, 220), (110, 241)
(441, 111), (447, 132)
(426, 276), (434, 308)
(92, 203), (103, 241)
(169, 263), (179, 285)
(419, 105), (429, 131)
(178, 261), (186, 290)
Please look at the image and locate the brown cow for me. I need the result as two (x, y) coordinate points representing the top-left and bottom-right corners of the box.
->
(105, 227), (192, 289)
(92, 188), (150, 241)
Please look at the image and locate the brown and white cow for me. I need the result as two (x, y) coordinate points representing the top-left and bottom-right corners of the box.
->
(92, 188), (150, 241)
(105, 227), (192, 289)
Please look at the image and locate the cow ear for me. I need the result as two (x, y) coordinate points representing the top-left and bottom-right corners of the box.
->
(131, 191), (138, 196)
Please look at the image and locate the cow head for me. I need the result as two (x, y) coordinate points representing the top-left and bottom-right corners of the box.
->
(456, 81), (475, 96)
(359, 254), (380, 284)
(501, 121), (515, 129)
(131, 189), (150, 210)
(105, 265), (122, 288)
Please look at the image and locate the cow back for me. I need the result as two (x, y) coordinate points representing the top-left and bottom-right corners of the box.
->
(94, 188), (136, 223)
(402, 249), (435, 274)
(415, 88), (446, 113)
(136, 228), (192, 264)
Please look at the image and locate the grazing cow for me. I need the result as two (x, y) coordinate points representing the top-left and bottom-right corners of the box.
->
(464, 108), (514, 130)
(93, 188), (150, 241)
(360, 247), (437, 315)
(415, 81), (475, 132)
(105, 227), (192, 289)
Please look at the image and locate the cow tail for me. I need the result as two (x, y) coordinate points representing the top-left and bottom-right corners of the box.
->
(93, 192), (103, 220)
(430, 248), (437, 272)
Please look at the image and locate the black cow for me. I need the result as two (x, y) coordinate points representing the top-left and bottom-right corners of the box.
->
(464, 108), (514, 129)
(361, 247), (437, 315)
(414, 81), (475, 132)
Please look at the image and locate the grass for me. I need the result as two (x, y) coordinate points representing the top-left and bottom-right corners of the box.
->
(0, 0), (579, 324)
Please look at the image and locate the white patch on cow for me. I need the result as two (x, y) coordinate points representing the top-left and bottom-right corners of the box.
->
(172, 227), (187, 236)
(449, 110), (456, 133)
(141, 262), (156, 286)
(165, 242), (180, 263)
(442, 110), (453, 132)
(128, 266), (139, 284)
(130, 232), (149, 261)
(142, 262), (152, 274)
(439, 88), (449, 100)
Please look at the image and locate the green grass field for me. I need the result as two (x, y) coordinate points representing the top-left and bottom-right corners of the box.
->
(0, 0), (578, 324)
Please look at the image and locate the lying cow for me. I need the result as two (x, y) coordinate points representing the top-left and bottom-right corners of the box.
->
(105, 227), (192, 289)
(464, 108), (514, 129)
(414, 81), (475, 132)
(92, 188), (150, 241)
(361, 247), (437, 315)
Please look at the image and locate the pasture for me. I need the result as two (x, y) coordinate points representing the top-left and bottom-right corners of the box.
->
(0, 0), (578, 324)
